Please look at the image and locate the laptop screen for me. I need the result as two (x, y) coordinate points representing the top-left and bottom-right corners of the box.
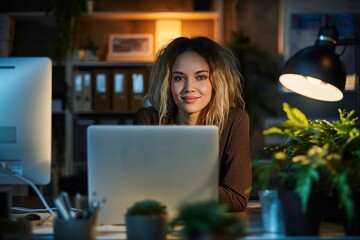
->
(87, 125), (219, 224)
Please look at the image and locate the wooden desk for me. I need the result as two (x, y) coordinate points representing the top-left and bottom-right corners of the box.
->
(237, 208), (358, 239)
(10, 197), (359, 239)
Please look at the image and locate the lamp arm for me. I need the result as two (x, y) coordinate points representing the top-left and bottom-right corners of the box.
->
(337, 38), (359, 46)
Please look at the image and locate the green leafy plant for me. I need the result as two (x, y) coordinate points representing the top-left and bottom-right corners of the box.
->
(254, 102), (360, 220)
(126, 199), (167, 216)
(171, 200), (246, 238)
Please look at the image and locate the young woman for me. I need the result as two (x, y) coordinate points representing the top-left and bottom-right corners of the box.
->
(133, 36), (252, 211)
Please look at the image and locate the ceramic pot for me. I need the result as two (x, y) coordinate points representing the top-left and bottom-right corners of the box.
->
(53, 212), (98, 240)
(126, 214), (167, 240)
(279, 190), (322, 236)
(344, 189), (360, 236)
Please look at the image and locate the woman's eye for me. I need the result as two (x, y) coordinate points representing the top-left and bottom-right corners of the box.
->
(196, 75), (208, 80)
(173, 75), (184, 81)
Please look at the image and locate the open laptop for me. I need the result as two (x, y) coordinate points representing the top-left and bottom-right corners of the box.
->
(87, 125), (219, 225)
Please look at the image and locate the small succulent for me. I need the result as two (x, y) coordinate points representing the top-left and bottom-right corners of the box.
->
(126, 199), (166, 216)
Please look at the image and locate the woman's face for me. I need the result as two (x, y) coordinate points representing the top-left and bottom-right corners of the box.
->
(171, 51), (212, 119)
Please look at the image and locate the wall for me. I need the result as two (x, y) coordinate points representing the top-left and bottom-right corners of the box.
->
(236, 0), (279, 58)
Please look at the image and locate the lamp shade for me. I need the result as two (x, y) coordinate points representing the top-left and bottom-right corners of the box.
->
(279, 25), (346, 101)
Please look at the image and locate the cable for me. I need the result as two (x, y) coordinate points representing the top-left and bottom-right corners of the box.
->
(11, 207), (57, 213)
(0, 164), (57, 216)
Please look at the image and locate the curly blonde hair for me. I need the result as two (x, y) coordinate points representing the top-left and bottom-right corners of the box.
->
(145, 36), (245, 133)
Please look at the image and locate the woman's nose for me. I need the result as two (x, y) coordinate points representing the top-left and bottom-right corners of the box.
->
(183, 79), (195, 92)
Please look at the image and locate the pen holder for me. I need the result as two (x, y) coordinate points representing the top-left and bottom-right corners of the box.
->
(53, 214), (98, 240)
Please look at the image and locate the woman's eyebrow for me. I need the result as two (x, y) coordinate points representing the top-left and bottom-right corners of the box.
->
(195, 70), (209, 74)
(172, 70), (209, 74)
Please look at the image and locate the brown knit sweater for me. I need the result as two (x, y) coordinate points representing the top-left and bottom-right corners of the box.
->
(132, 107), (252, 211)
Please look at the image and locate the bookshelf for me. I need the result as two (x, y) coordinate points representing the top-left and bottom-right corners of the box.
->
(63, 0), (224, 175)
(65, 61), (152, 173)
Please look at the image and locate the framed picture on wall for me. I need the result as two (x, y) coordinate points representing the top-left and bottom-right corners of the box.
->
(279, 0), (360, 93)
(107, 34), (154, 62)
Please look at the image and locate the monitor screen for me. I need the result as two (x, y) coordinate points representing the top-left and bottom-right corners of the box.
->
(0, 57), (52, 185)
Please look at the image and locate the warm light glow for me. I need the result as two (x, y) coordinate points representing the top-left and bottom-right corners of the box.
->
(345, 74), (356, 91)
(279, 74), (343, 101)
(307, 76), (323, 85)
(155, 20), (182, 52)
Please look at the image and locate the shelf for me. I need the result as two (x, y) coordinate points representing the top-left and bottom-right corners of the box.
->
(83, 11), (219, 20)
(52, 110), (65, 115)
(3, 11), (218, 21)
(69, 61), (153, 68)
(3, 12), (53, 19)
(1, 11), (219, 20)
(74, 111), (137, 116)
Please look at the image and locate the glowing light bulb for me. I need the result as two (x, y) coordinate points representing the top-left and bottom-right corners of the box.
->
(307, 76), (324, 85)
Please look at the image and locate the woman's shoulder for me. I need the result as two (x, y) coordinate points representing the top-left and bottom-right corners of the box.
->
(227, 107), (249, 126)
(229, 107), (249, 119)
(135, 107), (159, 116)
(133, 107), (159, 124)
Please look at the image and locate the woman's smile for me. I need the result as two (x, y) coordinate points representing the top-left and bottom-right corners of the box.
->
(181, 95), (201, 104)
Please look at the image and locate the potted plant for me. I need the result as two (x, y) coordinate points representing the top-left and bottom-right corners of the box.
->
(253, 102), (360, 235)
(125, 199), (167, 240)
(171, 200), (246, 240)
(52, 0), (86, 62)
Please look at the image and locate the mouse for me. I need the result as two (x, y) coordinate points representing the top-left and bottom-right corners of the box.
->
(24, 213), (41, 221)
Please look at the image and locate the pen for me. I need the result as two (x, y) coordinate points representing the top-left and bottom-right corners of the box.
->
(60, 191), (76, 219)
(54, 197), (71, 220)
(75, 192), (88, 219)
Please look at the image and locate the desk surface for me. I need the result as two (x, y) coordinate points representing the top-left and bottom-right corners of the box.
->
(10, 197), (359, 240)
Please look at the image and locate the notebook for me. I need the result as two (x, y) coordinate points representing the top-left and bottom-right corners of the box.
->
(87, 125), (219, 225)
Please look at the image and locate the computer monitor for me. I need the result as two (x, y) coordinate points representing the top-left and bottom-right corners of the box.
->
(0, 57), (52, 185)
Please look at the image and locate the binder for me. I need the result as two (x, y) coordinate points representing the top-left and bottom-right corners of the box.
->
(82, 71), (92, 112)
(72, 70), (83, 112)
(129, 68), (147, 111)
(93, 69), (111, 111)
(112, 69), (129, 111)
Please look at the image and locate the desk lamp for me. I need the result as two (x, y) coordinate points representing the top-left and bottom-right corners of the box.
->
(279, 24), (346, 101)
